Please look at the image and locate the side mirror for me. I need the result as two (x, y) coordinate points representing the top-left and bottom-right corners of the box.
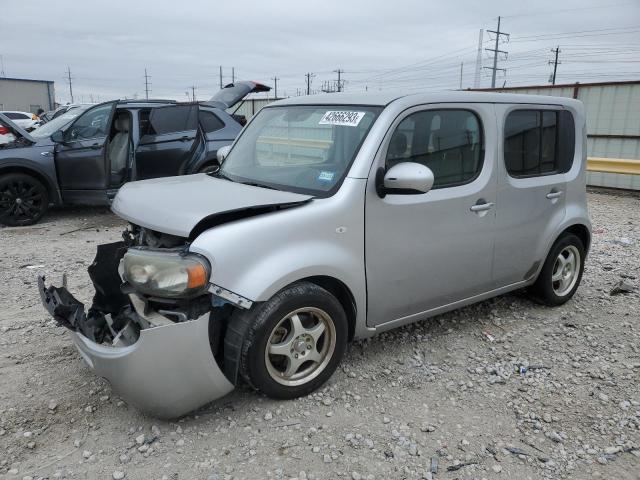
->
(50, 130), (65, 144)
(376, 162), (434, 198)
(217, 145), (232, 163)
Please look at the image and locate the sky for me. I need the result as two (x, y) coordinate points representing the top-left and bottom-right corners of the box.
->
(2, 0), (639, 104)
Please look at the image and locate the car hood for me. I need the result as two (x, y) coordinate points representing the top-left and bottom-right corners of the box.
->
(0, 112), (36, 142)
(201, 81), (271, 110)
(111, 174), (312, 238)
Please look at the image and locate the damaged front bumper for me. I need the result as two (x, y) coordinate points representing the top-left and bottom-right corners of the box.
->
(69, 313), (233, 418)
(38, 242), (234, 418)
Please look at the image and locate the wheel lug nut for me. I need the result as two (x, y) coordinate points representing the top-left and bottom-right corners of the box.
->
(307, 345), (311, 349)
(295, 354), (299, 358)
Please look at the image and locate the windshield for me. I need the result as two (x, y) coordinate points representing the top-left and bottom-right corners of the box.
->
(30, 108), (87, 138)
(219, 105), (381, 196)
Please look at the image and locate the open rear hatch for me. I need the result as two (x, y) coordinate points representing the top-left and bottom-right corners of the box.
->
(201, 80), (271, 110)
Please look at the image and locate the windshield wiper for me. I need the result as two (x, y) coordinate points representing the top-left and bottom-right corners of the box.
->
(238, 181), (279, 191)
(211, 171), (234, 182)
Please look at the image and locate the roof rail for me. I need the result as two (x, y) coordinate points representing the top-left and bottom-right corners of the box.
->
(118, 99), (178, 104)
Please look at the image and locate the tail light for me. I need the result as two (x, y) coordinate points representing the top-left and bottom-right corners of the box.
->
(0, 126), (10, 135)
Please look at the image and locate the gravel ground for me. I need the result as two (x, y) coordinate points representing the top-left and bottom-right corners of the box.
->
(0, 191), (639, 480)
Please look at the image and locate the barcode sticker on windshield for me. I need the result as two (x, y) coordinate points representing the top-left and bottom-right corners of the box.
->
(319, 111), (366, 127)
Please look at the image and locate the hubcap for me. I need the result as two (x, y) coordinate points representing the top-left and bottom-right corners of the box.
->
(0, 179), (44, 221)
(265, 307), (336, 387)
(551, 245), (581, 296)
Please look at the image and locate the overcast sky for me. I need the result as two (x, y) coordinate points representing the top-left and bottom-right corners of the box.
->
(3, 0), (639, 104)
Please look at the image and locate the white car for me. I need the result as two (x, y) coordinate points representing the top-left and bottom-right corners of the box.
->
(0, 111), (41, 131)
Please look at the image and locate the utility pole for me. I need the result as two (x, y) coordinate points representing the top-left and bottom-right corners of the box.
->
(473, 29), (483, 88)
(219, 66), (223, 89)
(459, 62), (464, 89)
(483, 16), (509, 88)
(305, 73), (315, 95)
(66, 66), (74, 103)
(272, 76), (279, 99)
(190, 85), (196, 102)
(144, 68), (151, 100)
(334, 69), (344, 92)
(232, 67), (235, 83)
(549, 46), (561, 85)
(0, 55), (5, 77)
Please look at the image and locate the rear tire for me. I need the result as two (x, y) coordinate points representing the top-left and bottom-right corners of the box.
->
(224, 282), (348, 400)
(0, 173), (49, 226)
(530, 233), (585, 306)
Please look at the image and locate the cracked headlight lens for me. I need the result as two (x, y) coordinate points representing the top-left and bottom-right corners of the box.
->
(123, 249), (210, 297)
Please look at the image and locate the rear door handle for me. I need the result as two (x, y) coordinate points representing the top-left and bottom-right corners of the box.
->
(470, 202), (494, 212)
(546, 191), (563, 199)
(179, 136), (191, 142)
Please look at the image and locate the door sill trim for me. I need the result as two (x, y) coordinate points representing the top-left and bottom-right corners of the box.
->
(368, 280), (530, 333)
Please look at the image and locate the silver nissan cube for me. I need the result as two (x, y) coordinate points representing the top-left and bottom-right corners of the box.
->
(40, 91), (591, 417)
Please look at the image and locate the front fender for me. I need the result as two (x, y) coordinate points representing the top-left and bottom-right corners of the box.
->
(188, 178), (369, 336)
(0, 155), (62, 204)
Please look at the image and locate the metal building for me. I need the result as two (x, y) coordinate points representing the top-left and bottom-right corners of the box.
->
(472, 80), (640, 189)
(228, 98), (278, 121)
(0, 77), (56, 113)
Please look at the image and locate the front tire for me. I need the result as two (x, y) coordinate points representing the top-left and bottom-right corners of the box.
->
(530, 233), (585, 306)
(225, 282), (348, 399)
(0, 173), (49, 226)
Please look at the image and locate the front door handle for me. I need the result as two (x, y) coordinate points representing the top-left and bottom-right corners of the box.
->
(89, 143), (102, 150)
(470, 202), (494, 212)
(546, 190), (563, 199)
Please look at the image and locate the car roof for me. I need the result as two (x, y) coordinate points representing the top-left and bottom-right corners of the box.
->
(272, 90), (582, 108)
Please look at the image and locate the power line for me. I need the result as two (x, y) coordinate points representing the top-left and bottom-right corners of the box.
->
(483, 16), (510, 88)
(144, 68), (151, 100)
(65, 66), (74, 103)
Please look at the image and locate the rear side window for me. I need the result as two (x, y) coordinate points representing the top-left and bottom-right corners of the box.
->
(147, 105), (198, 135)
(199, 110), (225, 133)
(385, 109), (484, 189)
(504, 109), (575, 177)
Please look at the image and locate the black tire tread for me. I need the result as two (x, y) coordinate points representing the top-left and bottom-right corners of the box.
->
(223, 281), (347, 399)
(530, 233), (585, 306)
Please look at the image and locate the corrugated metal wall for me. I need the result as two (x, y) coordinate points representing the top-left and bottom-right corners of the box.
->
(475, 81), (640, 189)
(0, 78), (56, 112)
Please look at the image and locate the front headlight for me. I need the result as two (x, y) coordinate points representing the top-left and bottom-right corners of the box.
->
(122, 249), (211, 298)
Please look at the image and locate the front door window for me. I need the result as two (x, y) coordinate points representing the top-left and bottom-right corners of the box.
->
(65, 104), (112, 141)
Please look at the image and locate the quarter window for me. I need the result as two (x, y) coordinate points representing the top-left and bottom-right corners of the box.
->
(385, 109), (484, 189)
(199, 111), (225, 133)
(504, 109), (575, 177)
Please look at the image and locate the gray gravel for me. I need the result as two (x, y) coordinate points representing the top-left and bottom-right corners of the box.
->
(0, 191), (639, 480)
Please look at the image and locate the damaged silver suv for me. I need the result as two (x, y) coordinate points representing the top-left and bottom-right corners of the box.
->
(40, 91), (591, 418)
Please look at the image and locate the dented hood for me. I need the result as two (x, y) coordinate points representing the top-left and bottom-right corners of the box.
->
(111, 174), (312, 237)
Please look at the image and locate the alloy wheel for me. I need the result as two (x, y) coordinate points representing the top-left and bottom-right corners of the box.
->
(264, 307), (336, 387)
(551, 245), (581, 297)
(0, 177), (46, 223)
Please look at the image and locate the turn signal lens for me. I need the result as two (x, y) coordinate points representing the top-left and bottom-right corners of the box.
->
(187, 264), (208, 289)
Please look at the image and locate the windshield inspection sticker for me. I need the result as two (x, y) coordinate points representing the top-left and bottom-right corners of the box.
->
(319, 111), (366, 127)
(318, 171), (335, 182)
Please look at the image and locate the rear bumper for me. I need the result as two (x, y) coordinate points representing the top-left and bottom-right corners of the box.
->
(71, 314), (234, 418)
